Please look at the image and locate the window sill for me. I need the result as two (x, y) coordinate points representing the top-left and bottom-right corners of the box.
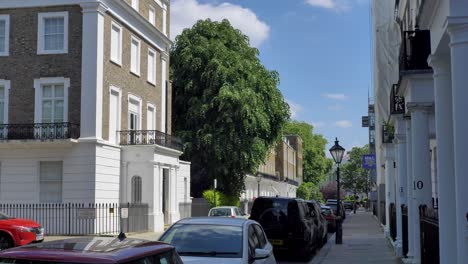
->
(147, 80), (156, 87)
(0, 52), (9, 56)
(110, 59), (122, 67)
(37, 50), (68, 55)
(130, 70), (141, 77)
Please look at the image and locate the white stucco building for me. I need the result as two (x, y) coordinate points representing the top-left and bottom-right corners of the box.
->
(372, 0), (468, 263)
(0, 0), (190, 233)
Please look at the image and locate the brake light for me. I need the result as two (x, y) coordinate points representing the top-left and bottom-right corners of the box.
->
(231, 216), (236, 218)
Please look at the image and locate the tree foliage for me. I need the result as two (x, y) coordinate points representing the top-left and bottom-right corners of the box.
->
(341, 145), (370, 195)
(320, 182), (345, 200)
(202, 190), (240, 207)
(171, 19), (290, 197)
(283, 121), (334, 184)
(297, 182), (324, 202)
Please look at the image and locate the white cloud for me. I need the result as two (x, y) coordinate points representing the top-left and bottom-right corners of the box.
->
(322, 93), (348, 100)
(333, 120), (353, 128)
(305, 0), (351, 11)
(286, 99), (303, 119)
(171, 0), (270, 47)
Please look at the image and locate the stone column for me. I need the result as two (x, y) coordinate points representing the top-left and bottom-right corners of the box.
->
(150, 164), (164, 232)
(384, 144), (395, 238)
(408, 102), (433, 264)
(169, 167), (180, 224)
(428, 55), (457, 264)
(79, 3), (107, 140)
(448, 22), (468, 263)
(394, 117), (407, 257)
(405, 118), (415, 260)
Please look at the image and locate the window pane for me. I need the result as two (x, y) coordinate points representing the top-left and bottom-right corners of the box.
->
(45, 34), (64, 50)
(40, 161), (63, 203)
(0, 87), (4, 100)
(54, 85), (64, 97)
(0, 101), (4, 124)
(54, 100), (64, 122)
(0, 20), (5, 52)
(111, 25), (120, 62)
(148, 52), (155, 83)
(149, 8), (155, 25)
(42, 85), (52, 98)
(45, 17), (64, 34)
(42, 100), (52, 121)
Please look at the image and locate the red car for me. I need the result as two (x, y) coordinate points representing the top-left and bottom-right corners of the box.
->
(0, 236), (182, 264)
(0, 212), (44, 250)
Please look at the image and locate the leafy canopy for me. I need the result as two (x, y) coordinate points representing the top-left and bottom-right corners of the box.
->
(283, 121), (334, 184)
(171, 19), (290, 197)
(341, 145), (370, 195)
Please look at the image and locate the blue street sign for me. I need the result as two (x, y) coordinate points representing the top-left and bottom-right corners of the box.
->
(362, 154), (376, 169)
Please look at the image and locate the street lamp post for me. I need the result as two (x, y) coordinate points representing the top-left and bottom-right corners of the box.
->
(256, 173), (262, 198)
(329, 137), (345, 245)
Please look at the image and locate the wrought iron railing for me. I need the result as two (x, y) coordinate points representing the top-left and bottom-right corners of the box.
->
(118, 130), (183, 151)
(419, 204), (439, 264)
(402, 204), (408, 257)
(0, 123), (80, 140)
(286, 179), (299, 186)
(0, 203), (148, 235)
(399, 29), (432, 72)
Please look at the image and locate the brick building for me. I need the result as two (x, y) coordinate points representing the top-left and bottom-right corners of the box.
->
(242, 135), (303, 203)
(0, 0), (190, 232)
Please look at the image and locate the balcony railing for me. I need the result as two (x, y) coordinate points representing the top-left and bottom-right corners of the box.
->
(399, 29), (432, 72)
(118, 130), (183, 151)
(0, 123), (80, 141)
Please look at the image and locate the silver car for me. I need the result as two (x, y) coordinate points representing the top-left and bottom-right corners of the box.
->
(208, 206), (247, 218)
(159, 217), (277, 264)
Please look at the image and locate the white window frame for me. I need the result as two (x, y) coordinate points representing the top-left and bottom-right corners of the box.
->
(128, 94), (142, 130)
(149, 6), (156, 26)
(110, 21), (123, 66)
(147, 48), (156, 85)
(34, 77), (69, 124)
(130, 36), (141, 76)
(109, 86), (122, 144)
(131, 0), (139, 11)
(37, 12), (69, 55)
(0, 15), (10, 56)
(0, 80), (10, 124)
(162, 3), (167, 35)
(147, 103), (156, 130)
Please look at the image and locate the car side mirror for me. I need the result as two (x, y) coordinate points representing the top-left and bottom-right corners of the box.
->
(254, 248), (270, 260)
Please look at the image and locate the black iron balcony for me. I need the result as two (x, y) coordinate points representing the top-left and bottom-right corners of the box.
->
(119, 130), (183, 151)
(0, 123), (80, 141)
(399, 29), (432, 72)
(286, 179), (299, 186)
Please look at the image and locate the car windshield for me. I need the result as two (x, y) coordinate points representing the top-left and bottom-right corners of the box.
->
(327, 204), (338, 213)
(321, 208), (331, 216)
(159, 224), (243, 258)
(209, 208), (231, 216)
(0, 212), (11, 220)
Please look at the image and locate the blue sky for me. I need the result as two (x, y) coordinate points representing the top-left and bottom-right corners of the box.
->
(171, 0), (371, 152)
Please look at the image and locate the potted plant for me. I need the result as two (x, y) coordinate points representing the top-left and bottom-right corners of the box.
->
(383, 121), (395, 143)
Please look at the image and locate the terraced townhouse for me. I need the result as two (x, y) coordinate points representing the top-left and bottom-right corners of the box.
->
(0, 0), (190, 233)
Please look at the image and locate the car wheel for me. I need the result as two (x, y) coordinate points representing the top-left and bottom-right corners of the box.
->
(0, 234), (13, 251)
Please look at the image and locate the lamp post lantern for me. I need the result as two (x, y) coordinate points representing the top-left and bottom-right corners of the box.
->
(329, 137), (345, 244)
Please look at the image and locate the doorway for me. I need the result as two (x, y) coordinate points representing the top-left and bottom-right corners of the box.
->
(162, 168), (170, 225)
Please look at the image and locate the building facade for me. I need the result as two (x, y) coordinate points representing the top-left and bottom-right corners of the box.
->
(241, 135), (303, 203)
(372, 0), (468, 263)
(0, 0), (189, 232)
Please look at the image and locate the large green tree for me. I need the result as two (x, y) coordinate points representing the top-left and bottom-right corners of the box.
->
(171, 19), (290, 197)
(341, 145), (370, 196)
(283, 121), (334, 184)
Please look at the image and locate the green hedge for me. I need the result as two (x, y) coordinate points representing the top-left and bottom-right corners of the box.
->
(202, 190), (240, 207)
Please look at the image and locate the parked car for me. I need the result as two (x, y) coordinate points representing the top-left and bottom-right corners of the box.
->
(159, 217), (276, 264)
(0, 236), (182, 263)
(249, 197), (317, 260)
(306, 200), (328, 247)
(208, 206), (247, 218)
(321, 205), (337, 232)
(0, 212), (44, 250)
(326, 200), (346, 220)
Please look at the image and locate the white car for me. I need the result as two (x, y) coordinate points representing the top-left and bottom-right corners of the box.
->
(208, 206), (247, 218)
(159, 217), (277, 264)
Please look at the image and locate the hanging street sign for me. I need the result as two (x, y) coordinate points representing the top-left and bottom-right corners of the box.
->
(362, 154), (376, 169)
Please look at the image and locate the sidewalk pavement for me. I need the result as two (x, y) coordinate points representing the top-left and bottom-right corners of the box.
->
(311, 209), (402, 264)
(45, 231), (163, 242)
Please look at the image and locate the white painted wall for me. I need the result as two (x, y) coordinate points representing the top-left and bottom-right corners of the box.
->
(241, 175), (297, 201)
(0, 141), (120, 203)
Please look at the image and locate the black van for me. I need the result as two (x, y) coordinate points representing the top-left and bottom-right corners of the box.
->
(249, 197), (317, 260)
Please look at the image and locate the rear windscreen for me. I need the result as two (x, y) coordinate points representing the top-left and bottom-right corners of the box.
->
(250, 199), (289, 221)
